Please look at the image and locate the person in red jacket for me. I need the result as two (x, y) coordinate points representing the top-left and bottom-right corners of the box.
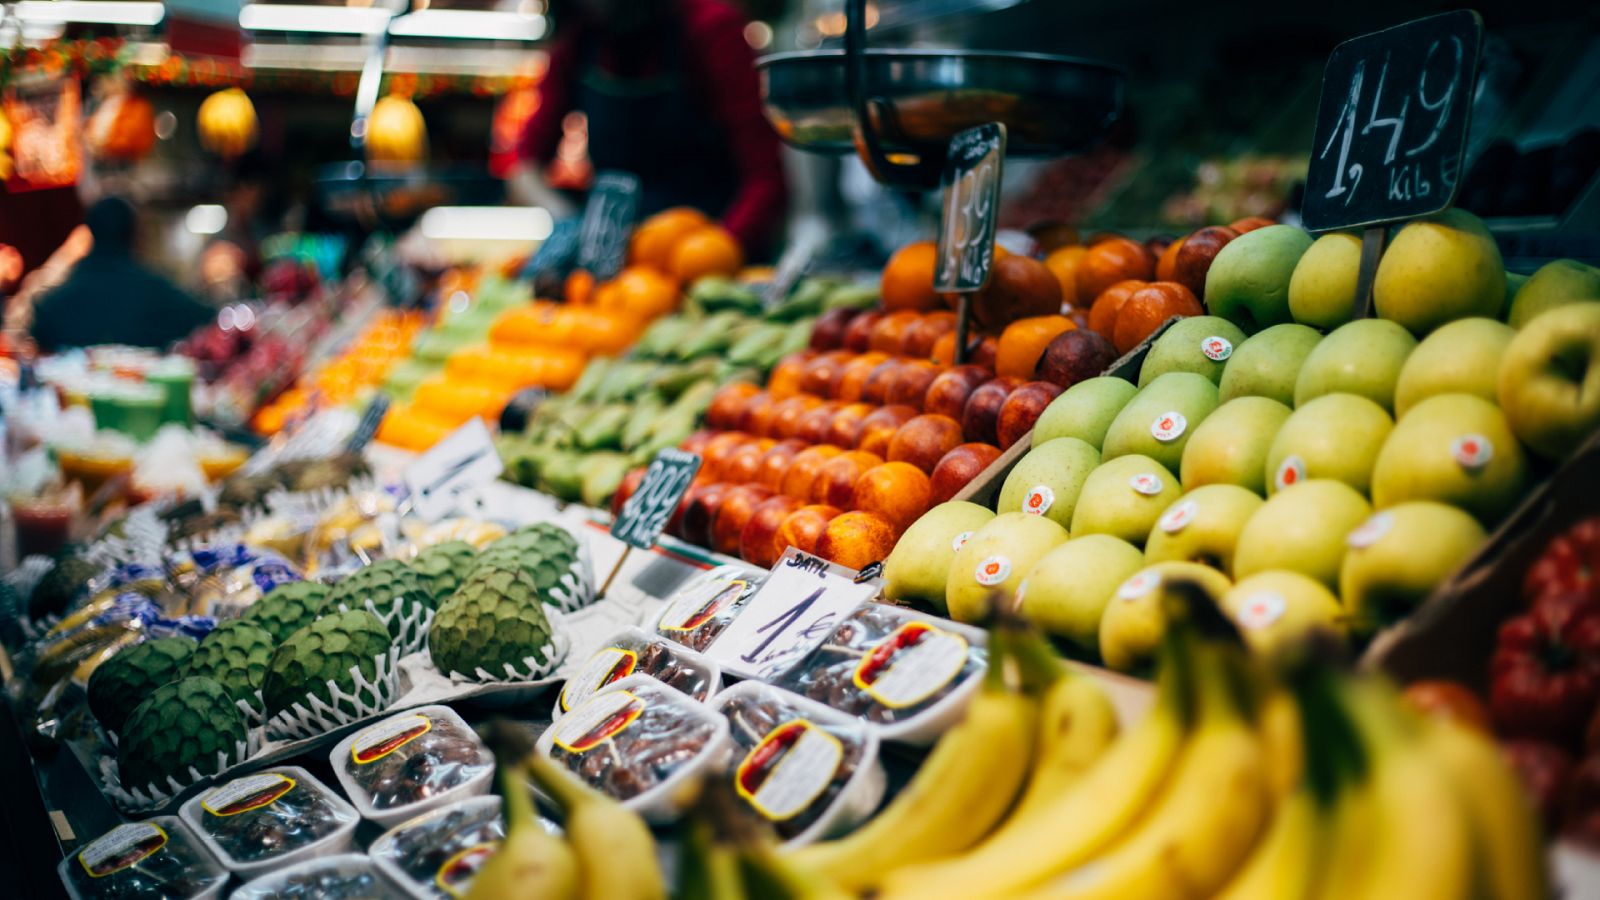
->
(512, 0), (788, 256)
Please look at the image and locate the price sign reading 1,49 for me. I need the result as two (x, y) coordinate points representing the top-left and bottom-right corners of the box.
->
(577, 171), (641, 280)
(934, 123), (1007, 293)
(1302, 10), (1483, 232)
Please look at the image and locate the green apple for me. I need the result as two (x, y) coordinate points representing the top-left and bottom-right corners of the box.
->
(1503, 271), (1529, 319)
(1179, 396), (1292, 494)
(1293, 318), (1417, 413)
(1221, 570), (1348, 660)
(1138, 316), (1249, 387)
(1371, 393), (1528, 524)
(1233, 478), (1372, 588)
(1497, 302), (1600, 459)
(1288, 232), (1362, 329)
(1374, 208), (1506, 335)
(1264, 393), (1393, 495)
(1069, 454), (1183, 548)
(945, 511), (1069, 624)
(883, 500), (995, 612)
(1219, 323), (1322, 406)
(1099, 561), (1233, 673)
(1014, 534), (1145, 654)
(997, 437), (1101, 530)
(1031, 376), (1139, 451)
(1101, 372), (1220, 473)
(1393, 317), (1515, 417)
(1202, 225), (1314, 333)
(1143, 484), (1264, 574)
(1338, 502), (1487, 634)
(1507, 259), (1600, 329)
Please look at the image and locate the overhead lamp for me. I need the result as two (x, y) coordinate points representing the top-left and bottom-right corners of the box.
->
(185, 205), (229, 236)
(388, 9), (546, 41)
(239, 3), (392, 35)
(13, 2), (165, 25)
(419, 206), (553, 242)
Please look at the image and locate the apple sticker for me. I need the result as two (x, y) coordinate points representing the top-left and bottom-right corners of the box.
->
(951, 531), (974, 553)
(1159, 500), (1197, 534)
(1023, 485), (1055, 516)
(1129, 473), (1165, 496)
(1274, 455), (1307, 491)
(1236, 592), (1287, 630)
(1150, 411), (1188, 443)
(1117, 569), (1161, 601)
(1451, 434), (1493, 472)
(1202, 336), (1234, 361)
(975, 556), (1012, 586)
(1346, 511), (1394, 549)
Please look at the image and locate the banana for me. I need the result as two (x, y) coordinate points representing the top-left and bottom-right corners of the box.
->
(1214, 787), (1321, 900)
(1306, 772), (1379, 900)
(879, 651), (1188, 898)
(524, 746), (668, 900)
(1422, 717), (1550, 900)
(466, 759), (579, 900)
(1016, 645), (1271, 900)
(1008, 671), (1120, 820)
(676, 817), (745, 900)
(1256, 688), (1303, 802)
(786, 624), (1043, 893)
(1336, 680), (1475, 900)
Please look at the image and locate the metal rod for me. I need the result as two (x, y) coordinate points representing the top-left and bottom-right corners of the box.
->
(598, 545), (631, 599)
(1351, 225), (1386, 321)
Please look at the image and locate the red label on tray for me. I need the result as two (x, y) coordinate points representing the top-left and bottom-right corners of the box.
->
(80, 822), (167, 878)
(552, 690), (645, 753)
(735, 719), (842, 821)
(660, 580), (747, 632)
(852, 621), (969, 709)
(352, 714), (433, 765)
(437, 842), (499, 898)
(559, 648), (639, 713)
(202, 772), (297, 817)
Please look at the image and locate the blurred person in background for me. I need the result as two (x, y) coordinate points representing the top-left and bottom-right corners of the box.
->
(28, 196), (214, 352)
(510, 0), (788, 256)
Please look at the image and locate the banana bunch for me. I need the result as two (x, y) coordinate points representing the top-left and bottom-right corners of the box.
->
(676, 779), (850, 900)
(469, 723), (667, 900)
(785, 582), (1549, 900)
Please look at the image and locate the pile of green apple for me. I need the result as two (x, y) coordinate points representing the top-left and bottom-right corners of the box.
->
(883, 209), (1600, 674)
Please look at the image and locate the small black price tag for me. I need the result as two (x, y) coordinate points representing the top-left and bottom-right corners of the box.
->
(522, 217), (581, 283)
(1302, 10), (1483, 232)
(576, 171), (641, 280)
(934, 123), (1007, 293)
(610, 448), (702, 551)
(344, 393), (391, 454)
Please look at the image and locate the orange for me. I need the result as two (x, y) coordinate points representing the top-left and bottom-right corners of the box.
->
(1043, 245), (1087, 307)
(668, 225), (743, 284)
(971, 255), (1064, 331)
(1112, 282), (1204, 354)
(996, 315), (1077, 379)
(630, 207), (709, 271)
(814, 510), (901, 567)
(598, 266), (679, 320)
(1076, 236), (1155, 302)
(1155, 237), (1185, 283)
(565, 268), (595, 305)
(767, 353), (812, 400)
(1087, 279), (1147, 339)
(881, 241), (943, 312)
(852, 462), (933, 533)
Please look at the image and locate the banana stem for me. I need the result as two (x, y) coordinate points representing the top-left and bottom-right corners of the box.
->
(499, 761), (538, 830)
(1290, 668), (1368, 806)
(993, 615), (1064, 694)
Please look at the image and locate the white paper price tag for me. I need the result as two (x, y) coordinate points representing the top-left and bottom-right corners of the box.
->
(403, 418), (504, 521)
(705, 547), (876, 681)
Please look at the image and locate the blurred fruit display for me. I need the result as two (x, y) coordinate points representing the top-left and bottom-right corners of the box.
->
(196, 87), (258, 158)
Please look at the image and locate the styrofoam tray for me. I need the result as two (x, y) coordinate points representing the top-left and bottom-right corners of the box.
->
(329, 704), (494, 829)
(179, 766), (359, 878)
(229, 853), (402, 899)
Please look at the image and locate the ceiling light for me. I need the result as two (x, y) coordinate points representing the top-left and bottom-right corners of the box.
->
(13, 2), (164, 25)
(388, 10), (546, 41)
(239, 4), (392, 35)
(420, 206), (553, 242)
(185, 205), (229, 236)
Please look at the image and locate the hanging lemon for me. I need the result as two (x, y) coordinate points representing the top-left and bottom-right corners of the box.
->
(366, 95), (427, 165)
(197, 87), (258, 158)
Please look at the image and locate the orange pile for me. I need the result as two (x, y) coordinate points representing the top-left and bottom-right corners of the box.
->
(253, 309), (424, 435)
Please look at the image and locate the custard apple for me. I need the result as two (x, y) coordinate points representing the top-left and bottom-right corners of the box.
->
(86, 636), (197, 736)
(321, 560), (436, 652)
(410, 540), (477, 599)
(429, 560), (558, 680)
(118, 676), (247, 794)
(474, 524), (586, 610)
(262, 608), (392, 718)
(243, 580), (327, 642)
(183, 620), (275, 710)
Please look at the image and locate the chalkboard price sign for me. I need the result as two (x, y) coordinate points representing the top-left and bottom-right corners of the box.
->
(934, 124), (1007, 293)
(577, 171), (641, 279)
(611, 448), (702, 551)
(1302, 10), (1483, 232)
(344, 393), (391, 453)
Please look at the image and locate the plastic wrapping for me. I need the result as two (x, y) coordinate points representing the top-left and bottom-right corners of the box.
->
(169, 543), (302, 619)
(775, 603), (988, 744)
(60, 817), (227, 900)
(714, 681), (886, 845)
(331, 705), (495, 828)
(555, 626), (721, 718)
(228, 853), (401, 900)
(369, 795), (520, 900)
(536, 674), (732, 822)
(648, 565), (764, 652)
(180, 766), (359, 877)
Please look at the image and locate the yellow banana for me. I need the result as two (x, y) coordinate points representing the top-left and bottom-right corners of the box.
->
(466, 762), (579, 900)
(1307, 772), (1379, 900)
(1257, 688), (1303, 801)
(1016, 646), (1270, 900)
(879, 660), (1186, 898)
(1422, 718), (1550, 900)
(524, 749), (668, 900)
(1214, 787), (1321, 900)
(786, 625), (1044, 893)
(1008, 671), (1120, 820)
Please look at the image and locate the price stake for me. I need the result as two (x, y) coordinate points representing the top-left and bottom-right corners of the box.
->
(576, 171), (641, 280)
(934, 123), (1006, 364)
(705, 547), (877, 681)
(1303, 11), (1483, 316)
(403, 418), (504, 521)
(344, 393), (390, 454)
(600, 448), (703, 597)
(761, 227), (823, 309)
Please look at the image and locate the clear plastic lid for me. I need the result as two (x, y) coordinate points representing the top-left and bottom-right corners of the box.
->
(368, 795), (508, 900)
(649, 565), (764, 652)
(330, 705), (495, 828)
(555, 627), (721, 717)
(180, 766), (360, 877)
(229, 853), (401, 900)
(60, 816), (227, 900)
(774, 603), (987, 743)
